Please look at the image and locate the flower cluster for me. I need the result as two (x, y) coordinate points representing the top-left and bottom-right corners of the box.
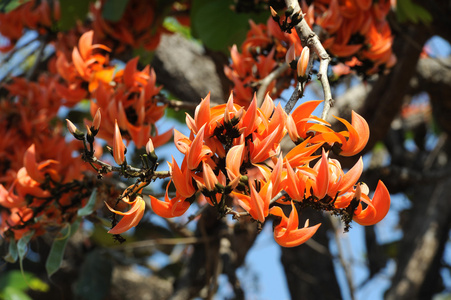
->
(0, 7), (173, 242)
(107, 93), (390, 247)
(0, 87), (94, 240)
(302, 0), (396, 75)
(224, 18), (301, 106)
(91, 0), (165, 53)
(0, 0), (189, 54)
(225, 0), (396, 106)
(57, 30), (171, 148)
(0, 0), (60, 52)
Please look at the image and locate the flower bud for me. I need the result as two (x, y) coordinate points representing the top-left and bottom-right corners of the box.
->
(113, 120), (126, 165)
(146, 138), (158, 164)
(285, 44), (296, 65)
(297, 46), (310, 78)
(146, 138), (154, 155)
(85, 124), (94, 143)
(270, 6), (277, 18)
(66, 119), (84, 140)
(202, 161), (218, 191)
(92, 108), (101, 132)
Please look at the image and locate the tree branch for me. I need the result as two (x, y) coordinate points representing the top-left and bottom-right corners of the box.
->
(284, 0), (333, 120)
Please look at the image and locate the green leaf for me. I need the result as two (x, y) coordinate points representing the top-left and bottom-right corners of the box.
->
(101, 0), (130, 22)
(396, 0), (432, 24)
(2, 286), (31, 300)
(78, 188), (98, 217)
(3, 238), (18, 263)
(45, 219), (81, 277)
(165, 107), (188, 124)
(191, 0), (268, 52)
(0, 0), (31, 13)
(58, 0), (93, 31)
(74, 250), (113, 300)
(133, 47), (155, 66)
(17, 231), (34, 265)
(0, 271), (49, 294)
(163, 17), (192, 39)
(15, 230), (34, 286)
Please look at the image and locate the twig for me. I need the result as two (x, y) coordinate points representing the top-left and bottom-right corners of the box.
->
(424, 132), (447, 170)
(284, 81), (304, 113)
(157, 94), (220, 110)
(85, 154), (171, 180)
(1, 34), (39, 65)
(256, 62), (290, 106)
(284, 0), (333, 120)
(270, 191), (288, 205)
(329, 216), (356, 300)
(163, 218), (193, 237)
(26, 35), (47, 80)
(112, 236), (214, 249)
(305, 238), (332, 257)
(179, 204), (208, 228)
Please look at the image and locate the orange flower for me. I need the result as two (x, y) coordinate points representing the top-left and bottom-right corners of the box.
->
(169, 157), (196, 198)
(0, 184), (24, 209)
(149, 181), (191, 218)
(105, 195), (146, 234)
(312, 149), (330, 199)
(353, 181), (391, 226)
(234, 181), (272, 223)
(334, 111), (369, 156)
(284, 138), (322, 169)
(201, 161), (218, 191)
(249, 126), (281, 164)
(72, 30), (112, 83)
(226, 143), (245, 181)
(270, 203), (321, 247)
(186, 125), (213, 170)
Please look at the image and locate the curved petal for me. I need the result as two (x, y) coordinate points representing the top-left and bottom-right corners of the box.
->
(271, 202), (321, 247)
(338, 156), (363, 195)
(106, 196), (146, 234)
(226, 143), (244, 180)
(354, 180), (390, 226)
(335, 111), (369, 156)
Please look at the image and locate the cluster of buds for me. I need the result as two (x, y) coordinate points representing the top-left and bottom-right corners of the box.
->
(65, 108), (163, 236)
(105, 93), (390, 248)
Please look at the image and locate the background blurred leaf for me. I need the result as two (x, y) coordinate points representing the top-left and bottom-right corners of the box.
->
(0, 270), (48, 300)
(58, 0), (93, 31)
(101, 0), (129, 22)
(74, 250), (113, 300)
(3, 238), (18, 263)
(163, 17), (192, 39)
(396, 0), (432, 24)
(191, 0), (268, 52)
(165, 107), (188, 124)
(45, 219), (81, 277)
(0, 0), (31, 13)
(78, 188), (98, 217)
(17, 230), (34, 277)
